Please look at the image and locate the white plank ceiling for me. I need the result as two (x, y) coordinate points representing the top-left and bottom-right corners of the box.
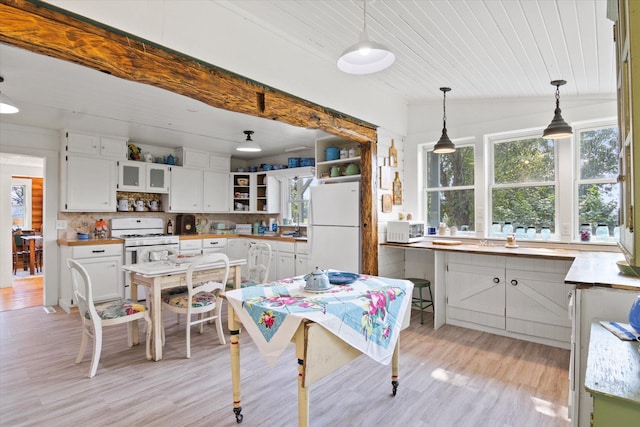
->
(0, 0), (615, 159)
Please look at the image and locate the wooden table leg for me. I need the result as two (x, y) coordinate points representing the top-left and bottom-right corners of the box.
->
(391, 335), (400, 396)
(228, 302), (243, 423)
(129, 274), (140, 346)
(152, 279), (162, 361)
(233, 265), (241, 289)
(28, 239), (35, 275)
(295, 326), (310, 427)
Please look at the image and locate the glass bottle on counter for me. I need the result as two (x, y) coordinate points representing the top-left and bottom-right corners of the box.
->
(595, 223), (609, 241)
(490, 222), (501, 237)
(166, 220), (173, 235)
(515, 226), (526, 239)
(579, 223), (592, 242)
(541, 226), (551, 240)
(503, 221), (513, 235)
(526, 226), (536, 240)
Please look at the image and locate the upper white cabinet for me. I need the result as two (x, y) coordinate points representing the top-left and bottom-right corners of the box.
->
(180, 148), (230, 171)
(315, 136), (361, 183)
(166, 166), (203, 212)
(62, 155), (117, 212)
(117, 161), (170, 193)
(65, 130), (127, 159)
(203, 171), (230, 212)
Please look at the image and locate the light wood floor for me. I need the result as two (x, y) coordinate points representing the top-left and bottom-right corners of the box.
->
(0, 275), (42, 312)
(0, 305), (570, 427)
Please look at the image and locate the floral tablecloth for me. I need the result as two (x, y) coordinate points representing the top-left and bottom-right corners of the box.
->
(225, 274), (413, 366)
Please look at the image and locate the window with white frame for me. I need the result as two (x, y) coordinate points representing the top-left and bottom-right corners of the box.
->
(576, 125), (619, 240)
(423, 144), (475, 231)
(11, 178), (32, 230)
(489, 134), (556, 234)
(283, 176), (315, 225)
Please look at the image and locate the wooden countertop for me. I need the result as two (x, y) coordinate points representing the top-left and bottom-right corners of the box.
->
(178, 234), (306, 243)
(381, 240), (580, 260)
(585, 321), (640, 405)
(382, 239), (640, 291)
(57, 238), (124, 246)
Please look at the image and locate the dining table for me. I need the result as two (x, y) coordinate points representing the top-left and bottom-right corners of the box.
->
(223, 273), (414, 426)
(20, 234), (42, 275)
(122, 257), (246, 361)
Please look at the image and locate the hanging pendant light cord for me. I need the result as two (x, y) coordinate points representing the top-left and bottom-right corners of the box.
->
(555, 85), (561, 112)
(363, 0), (368, 33)
(442, 90), (447, 129)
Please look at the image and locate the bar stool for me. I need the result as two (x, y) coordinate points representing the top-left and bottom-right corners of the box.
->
(407, 278), (433, 324)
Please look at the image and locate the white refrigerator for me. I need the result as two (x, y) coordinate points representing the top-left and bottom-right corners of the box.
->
(308, 181), (360, 273)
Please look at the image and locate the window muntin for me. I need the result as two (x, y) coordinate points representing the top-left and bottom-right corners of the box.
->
(424, 145), (475, 230)
(284, 176), (314, 225)
(490, 135), (556, 233)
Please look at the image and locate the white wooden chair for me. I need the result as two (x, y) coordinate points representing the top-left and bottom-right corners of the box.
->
(68, 258), (151, 378)
(227, 241), (272, 289)
(161, 253), (229, 358)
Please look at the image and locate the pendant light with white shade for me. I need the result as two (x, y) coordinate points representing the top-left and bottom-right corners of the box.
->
(542, 80), (573, 140)
(433, 87), (456, 154)
(337, 0), (395, 75)
(236, 130), (262, 152)
(0, 77), (19, 114)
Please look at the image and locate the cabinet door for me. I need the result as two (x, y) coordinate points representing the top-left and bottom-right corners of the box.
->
(147, 164), (170, 193)
(277, 251), (296, 280)
(446, 255), (505, 329)
(64, 155), (117, 211)
(506, 268), (573, 343)
(227, 239), (249, 262)
(169, 167), (203, 212)
(203, 171), (230, 212)
(77, 256), (123, 302)
(295, 253), (309, 277)
(118, 161), (145, 191)
(66, 131), (101, 155)
(100, 136), (127, 159)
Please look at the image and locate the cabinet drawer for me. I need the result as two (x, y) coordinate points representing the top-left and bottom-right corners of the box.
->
(72, 244), (123, 258)
(180, 239), (202, 250)
(277, 241), (296, 253)
(202, 238), (227, 249)
(295, 242), (309, 255)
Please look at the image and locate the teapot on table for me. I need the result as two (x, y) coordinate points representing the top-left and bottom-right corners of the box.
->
(304, 267), (331, 292)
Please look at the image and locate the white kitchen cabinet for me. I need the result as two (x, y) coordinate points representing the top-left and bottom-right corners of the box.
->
(275, 241), (296, 280)
(227, 238), (249, 262)
(231, 172), (279, 213)
(446, 254), (506, 330)
(203, 171), (230, 212)
(166, 166), (203, 212)
(65, 130), (127, 159)
(61, 154), (117, 212)
(255, 172), (280, 213)
(231, 173), (252, 212)
(59, 243), (123, 313)
(445, 252), (573, 348)
(295, 241), (309, 276)
(179, 239), (202, 255)
(117, 161), (170, 193)
(202, 238), (227, 254)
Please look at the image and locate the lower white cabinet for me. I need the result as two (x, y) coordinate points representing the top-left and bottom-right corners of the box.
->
(295, 242), (309, 276)
(179, 239), (202, 256)
(227, 238), (249, 262)
(201, 238), (227, 254)
(445, 252), (573, 348)
(59, 243), (123, 313)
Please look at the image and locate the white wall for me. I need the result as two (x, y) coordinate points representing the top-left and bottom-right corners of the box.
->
(402, 95), (618, 222)
(46, 0), (408, 137)
(0, 124), (59, 306)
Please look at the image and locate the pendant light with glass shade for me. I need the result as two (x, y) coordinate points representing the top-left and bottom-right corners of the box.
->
(433, 87), (456, 154)
(542, 80), (573, 139)
(236, 130), (261, 152)
(0, 77), (20, 114)
(337, 0), (395, 75)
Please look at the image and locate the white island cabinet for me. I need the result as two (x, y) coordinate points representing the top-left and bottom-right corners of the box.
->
(59, 242), (123, 313)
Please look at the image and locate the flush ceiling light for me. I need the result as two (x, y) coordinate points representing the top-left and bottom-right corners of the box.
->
(0, 76), (19, 114)
(236, 130), (261, 152)
(337, 0), (395, 75)
(543, 80), (573, 140)
(433, 87), (456, 154)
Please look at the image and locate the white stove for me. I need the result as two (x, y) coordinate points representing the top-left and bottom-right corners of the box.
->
(112, 218), (180, 300)
(111, 218), (179, 247)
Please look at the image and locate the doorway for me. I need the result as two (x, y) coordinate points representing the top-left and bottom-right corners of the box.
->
(1, 153), (44, 310)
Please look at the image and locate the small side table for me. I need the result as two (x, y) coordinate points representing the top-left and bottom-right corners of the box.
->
(585, 321), (640, 426)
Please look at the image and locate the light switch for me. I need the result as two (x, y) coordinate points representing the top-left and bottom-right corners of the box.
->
(56, 220), (67, 230)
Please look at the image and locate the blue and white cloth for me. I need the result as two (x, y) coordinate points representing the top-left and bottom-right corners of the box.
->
(225, 274), (413, 366)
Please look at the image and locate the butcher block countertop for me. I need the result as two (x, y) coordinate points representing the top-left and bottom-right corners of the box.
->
(381, 239), (640, 291)
(57, 238), (124, 246)
(178, 234), (306, 243)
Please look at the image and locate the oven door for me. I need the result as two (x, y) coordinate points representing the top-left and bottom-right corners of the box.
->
(124, 243), (179, 300)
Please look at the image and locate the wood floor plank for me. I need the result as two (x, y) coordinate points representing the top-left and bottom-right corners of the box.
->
(0, 305), (570, 426)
